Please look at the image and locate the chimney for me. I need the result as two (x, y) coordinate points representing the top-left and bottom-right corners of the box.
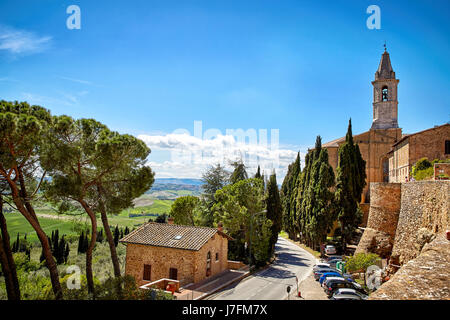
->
(217, 222), (223, 232)
(168, 216), (174, 225)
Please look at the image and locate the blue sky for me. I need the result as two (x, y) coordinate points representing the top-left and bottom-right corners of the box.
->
(1, 0), (449, 180)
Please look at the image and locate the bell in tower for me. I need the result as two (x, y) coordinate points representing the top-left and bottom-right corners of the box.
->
(371, 47), (399, 130)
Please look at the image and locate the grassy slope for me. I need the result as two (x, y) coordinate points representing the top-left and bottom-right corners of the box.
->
(4, 199), (174, 244)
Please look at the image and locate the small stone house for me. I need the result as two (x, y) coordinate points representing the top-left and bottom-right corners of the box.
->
(120, 221), (232, 287)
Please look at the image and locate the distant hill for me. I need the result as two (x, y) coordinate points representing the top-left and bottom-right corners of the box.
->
(144, 178), (203, 199)
(154, 178), (204, 186)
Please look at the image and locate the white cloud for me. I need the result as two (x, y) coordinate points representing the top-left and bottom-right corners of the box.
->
(138, 132), (303, 182)
(0, 25), (52, 55)
(58, 76), (94, 85)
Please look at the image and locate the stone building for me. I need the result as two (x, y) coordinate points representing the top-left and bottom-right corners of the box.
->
(387, 123), (450, 182)
(120, 221), (232, 287)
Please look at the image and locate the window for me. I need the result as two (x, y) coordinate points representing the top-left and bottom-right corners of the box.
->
(445, 140), (450, 154)
(143, 264), (151, 281)
(206, 251), (211, 276)
(382, 86), (388, 101)
(169, 267), (178, 280)
(215, 252), (219, 261)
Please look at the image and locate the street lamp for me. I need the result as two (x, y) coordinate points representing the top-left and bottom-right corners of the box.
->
(248, 209), (267, 271)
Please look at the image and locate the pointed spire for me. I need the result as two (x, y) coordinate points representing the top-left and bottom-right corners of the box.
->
(375, 47), (395, 80)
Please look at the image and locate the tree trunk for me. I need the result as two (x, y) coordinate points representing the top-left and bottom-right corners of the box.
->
(0, 197), (20, 300)
(97, 192), (121, 278)
(6, 179), (63, 299)
(80, 200), (97, 298)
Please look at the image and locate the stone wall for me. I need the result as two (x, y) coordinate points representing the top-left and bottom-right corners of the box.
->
(390, 181), (449, 266)
(124, 244), (196, 287)
(355, 183), (401, 258)
(193, 233), (228, 283)
(370, 233), (450, 300)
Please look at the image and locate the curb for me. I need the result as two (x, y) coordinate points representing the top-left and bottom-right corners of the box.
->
(195, 269), (251, 300)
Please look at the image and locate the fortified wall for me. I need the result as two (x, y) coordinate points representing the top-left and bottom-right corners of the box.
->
(389, 181), (449, 267)
(357, 181), (450, 299)
(355, 183), (402, 258)
(356, 181), (449, 265)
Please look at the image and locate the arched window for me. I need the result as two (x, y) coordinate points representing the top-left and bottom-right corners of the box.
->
(382, 86), (388, 101)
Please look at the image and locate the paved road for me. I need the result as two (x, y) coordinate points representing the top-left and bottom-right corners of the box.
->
(207, 237), (316, 300)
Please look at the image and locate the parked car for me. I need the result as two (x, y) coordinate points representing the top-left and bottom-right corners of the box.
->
(326, 255), (342, 261)
(325, 245), (337, 255)
(330, 288), (368, 300)
(328, 259), (342, 268)
(319, 272), (343, 284)
(314, 267), (338, 280)
(313, 262), (331, 272)
(324, 278), (367, 297)
(322, 276), (345, 287)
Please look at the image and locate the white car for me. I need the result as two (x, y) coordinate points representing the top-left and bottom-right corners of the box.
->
(330, 288), (368, 300)
(325, 245), (337, 255)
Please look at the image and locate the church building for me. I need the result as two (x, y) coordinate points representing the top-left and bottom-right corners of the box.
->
(321, 48), (449, 224)
(323, 48), (402, 204)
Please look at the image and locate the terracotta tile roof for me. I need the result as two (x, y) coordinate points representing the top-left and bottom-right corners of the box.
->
(322, 136), (345, 148)
(119, 222), (232, 251)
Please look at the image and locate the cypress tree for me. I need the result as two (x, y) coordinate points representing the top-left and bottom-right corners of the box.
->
(64, 243), (70, 264)
(113, 226), (119, 247)
(266, 172), (283, 256)
(77, 231), (83, 254)
(281, 163), (294, 238)
(255, 165), (262, 179)
(335, 119), (367, 251)
(302, 148), (335, 250)
(289, 153), (301, 240)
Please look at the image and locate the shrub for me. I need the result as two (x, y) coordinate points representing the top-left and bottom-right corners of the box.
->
(345, 252), (380, 274)
(412, 158), (433, 180)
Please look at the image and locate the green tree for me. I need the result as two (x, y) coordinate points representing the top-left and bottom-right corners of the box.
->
(169, 195), (200, 226)
(41, 115), (154, 294)
(213, 178), (272, 266)
(335, 119), (366, 251)
(281, 152), (302, 241)
(200, 163), (229, 226)
(302, 147), (335, 250)
(155, 213), (167, 223)
(254, 165), (262, 180)
(0, 191), (21, 300)
(265, 172), (283, 257)
(229, 160), (248, 184)
(0, 100), (63, 299)
(93, 130), (154, 279)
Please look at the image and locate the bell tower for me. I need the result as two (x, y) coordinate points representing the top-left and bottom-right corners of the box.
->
(371, 47), (399, 130)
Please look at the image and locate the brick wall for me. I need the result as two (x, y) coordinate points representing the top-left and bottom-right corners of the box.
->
(434, 163), (450, 180)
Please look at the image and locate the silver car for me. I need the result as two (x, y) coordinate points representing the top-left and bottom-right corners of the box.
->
(330, 288), (368, 300)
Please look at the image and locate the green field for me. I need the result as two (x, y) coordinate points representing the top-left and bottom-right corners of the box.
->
(4, 199), (174, 244)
